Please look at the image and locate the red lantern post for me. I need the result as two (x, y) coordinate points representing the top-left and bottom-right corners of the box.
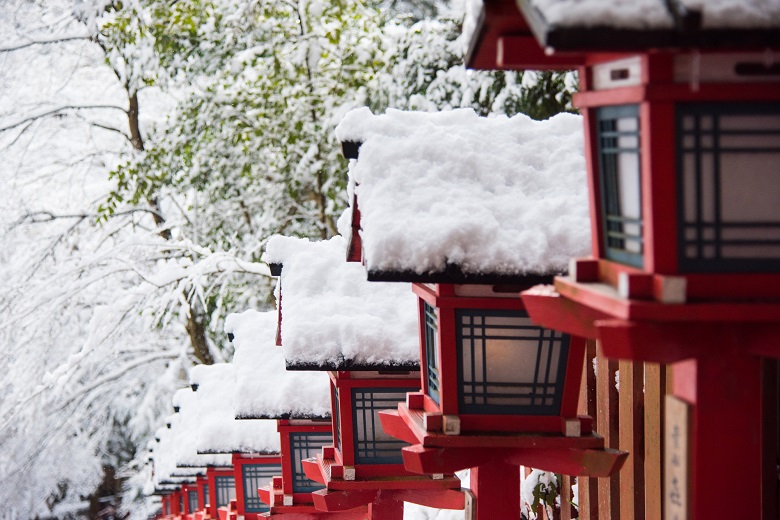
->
(463, 1), (780, 518)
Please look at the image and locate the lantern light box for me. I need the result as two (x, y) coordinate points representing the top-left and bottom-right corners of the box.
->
(335, 107), (628, 518)
(264, 235), (465, 519)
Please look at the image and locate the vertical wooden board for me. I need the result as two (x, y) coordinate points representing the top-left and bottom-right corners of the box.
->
(596, 341), (620, 519)
(619, 359), (645, 520)
(644, 363), (665, 520)
(664, 395), (690, 520)
(561, 475), (573, 520)
(470, 462), (521, 520)
(578, 339), (599, 520)
(761, 359), (778, 520)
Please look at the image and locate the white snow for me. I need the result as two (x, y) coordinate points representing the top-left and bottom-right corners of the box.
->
(263, 235), (419, 368)
(680, 0), (780, 28)
(189, 363), (280, 454)
(530, 0), (674, 29)
(151, 414), (209, 489)
(227, 309), (332, 419)
(335, 108), (590, 278)
(170, 388), (232, 468)
(529, 0), (780, 30)
(458, 0), (485, 55)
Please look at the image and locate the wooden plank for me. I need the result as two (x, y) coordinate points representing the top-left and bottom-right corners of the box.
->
(619, 359), (645, 520)
(664, 395), (691, 520)
(596, 341), (620, 519)
(644, 363), (665, 520)
(561, 475), (573, 520)
(762, 359), (778, 520)
(578, 339), (599, 520)
(470, 462), (520, 520)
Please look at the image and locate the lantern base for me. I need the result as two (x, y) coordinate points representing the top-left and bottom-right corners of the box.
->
(259, 484), (367, 518)
(522, 275), (780, 363)
(380, 405), (627, 477)
(301, 454), (463, 513)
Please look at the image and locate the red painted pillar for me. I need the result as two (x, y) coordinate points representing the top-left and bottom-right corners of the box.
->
(674, 353), (762, 519)
(367, 494), (403, 520)
(470, 462), (520, 520)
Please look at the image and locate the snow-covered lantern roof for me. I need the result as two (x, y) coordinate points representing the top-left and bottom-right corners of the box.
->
(335, 107), (589, 282)
(189, 363), (282, 518)
(170, 387), (231, 469)
(151, 415), (200, 490)
(188, 363), (280, 455)
(227, 309), (331, 420)
(263, 235), (419, 371)
(467, 0), (780, 70)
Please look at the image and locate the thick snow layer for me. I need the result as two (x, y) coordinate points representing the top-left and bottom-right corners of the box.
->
(680, 0), (780, 28)
(459, 0), (485, 55)
(151, 414), (212, 488)
(170, 388), (231, 468)
(530, 0), (673, 29)
(227, 309), (331, 419)
(530, 0), (780, 29)
(335, 108), (590, 277)
(189, 363), (280, 454)
(264, 235), (419, 368)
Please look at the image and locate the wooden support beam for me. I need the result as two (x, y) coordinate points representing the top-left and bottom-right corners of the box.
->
(644, 363), (666, 520)
(367, 494), (404, 520)
(470, 462), (520, 520)
(619, 359), (645, 520)
(561, 475), (573, 520)
(762, 359), (778, 520)
(596, 341), (620, 519)
(577, 339), (599, 520)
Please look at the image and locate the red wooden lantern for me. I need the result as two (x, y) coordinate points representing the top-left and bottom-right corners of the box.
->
(465, 1), (780, 518)
(189, 364), (282, 520)
(334, 107), (628, 519)
(205, 466), (236, 520)
(170, 489), (183, 518)
(229, 309), (366, 519)
(181, 483), (198, 518)
(164, 388), (231, 520)
(193, 476), (209, 520)
(264, 236), (465, 520)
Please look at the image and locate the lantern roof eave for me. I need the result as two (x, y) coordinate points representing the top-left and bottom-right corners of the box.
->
(515, 0), (780, 53)
(366, 267), (556, 286)
(196, 448), (279, 457)
(235, 411), (331, 421)
(285, 359), (420, 372)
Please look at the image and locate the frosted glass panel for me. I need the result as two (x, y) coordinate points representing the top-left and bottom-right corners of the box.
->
(215, 476), (236, 508)
(678, 104), (780, 270)
(458, 310), (569, 415)
(353, 388), (415, 464)
(598, 105), (643, 266)
(720, 154), (780, 222)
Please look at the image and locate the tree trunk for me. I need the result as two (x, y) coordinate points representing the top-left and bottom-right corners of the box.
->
(128, 91), (144, 152)
(185, 307), (215, 365)
(125, 89), (212, 365)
